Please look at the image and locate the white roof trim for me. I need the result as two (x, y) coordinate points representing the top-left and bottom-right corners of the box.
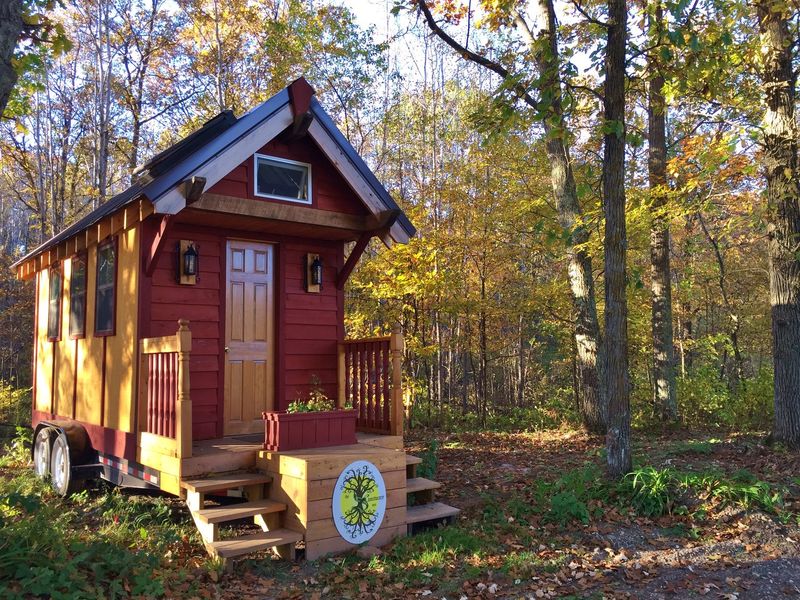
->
(152, 104), (294, 214)
(306, 119), (409, 245)
(149, 104), (409, 245)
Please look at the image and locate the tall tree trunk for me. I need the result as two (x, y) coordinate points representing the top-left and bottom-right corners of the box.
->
(603, 0), (632, 477)
(0, 0), (23, 117)
(647, 0), (677, 422)
(526, 0), (607, 434)
(417, 0), (607, 434)
(517, 314), (525, 406)
(756, 0), (800, 449)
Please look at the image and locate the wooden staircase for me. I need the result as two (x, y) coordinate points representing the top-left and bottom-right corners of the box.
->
(181, 473), (302, 561)
(404, 454), (460, 533)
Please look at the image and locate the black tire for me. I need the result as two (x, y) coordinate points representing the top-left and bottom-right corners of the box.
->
(33, 428), (51, 480)
(49, 434), (85, 497)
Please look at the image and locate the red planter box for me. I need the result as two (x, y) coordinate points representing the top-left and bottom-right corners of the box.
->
(262, 409), (357, 452)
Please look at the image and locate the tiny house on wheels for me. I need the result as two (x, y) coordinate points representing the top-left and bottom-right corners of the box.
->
(12, 78), (458, 561)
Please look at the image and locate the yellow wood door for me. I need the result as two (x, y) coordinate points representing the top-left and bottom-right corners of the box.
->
(224, 240), (275, 435)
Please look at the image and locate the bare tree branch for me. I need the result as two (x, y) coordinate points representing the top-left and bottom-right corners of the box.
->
(415, 0), (539, 110)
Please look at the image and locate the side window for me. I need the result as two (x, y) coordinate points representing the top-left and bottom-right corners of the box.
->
(47, 265), (63, 341)
(95, 241), (116, 336)
(69, 254), (87, 338)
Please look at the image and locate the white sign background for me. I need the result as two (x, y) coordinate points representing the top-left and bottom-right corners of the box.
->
(331, 460), (387, 544)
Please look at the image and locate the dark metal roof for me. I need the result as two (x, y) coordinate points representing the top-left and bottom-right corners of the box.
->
(136, 110), (237, 178)
(309, 98), (416, 239)
(140, 89), (290, 202)
(13, 83), (415, 270)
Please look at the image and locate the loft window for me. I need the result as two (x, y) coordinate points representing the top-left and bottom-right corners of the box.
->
(47, 265), (63, 341)
(254, 154), (311, 204)
(69, 254), (87, 338)
(95, 240), (116, 336)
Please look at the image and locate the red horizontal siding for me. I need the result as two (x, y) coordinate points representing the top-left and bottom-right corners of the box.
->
(140, 216), (345, 438)
(141, 221), (223, 440)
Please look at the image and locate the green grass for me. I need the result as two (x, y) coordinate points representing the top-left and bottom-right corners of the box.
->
(501, 550), (569, 577)
(0, 432), (215, 599)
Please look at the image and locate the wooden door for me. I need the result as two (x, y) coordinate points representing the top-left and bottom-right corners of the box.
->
(224, 241), (275, 435)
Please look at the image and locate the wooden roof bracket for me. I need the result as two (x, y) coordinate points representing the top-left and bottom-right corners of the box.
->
(183, 176), (207, 205)
(336, 209), (401, 290)
(145, 215), (174, 277)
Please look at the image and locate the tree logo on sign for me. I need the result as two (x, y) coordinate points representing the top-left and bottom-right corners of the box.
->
(332, 460), (386, 543)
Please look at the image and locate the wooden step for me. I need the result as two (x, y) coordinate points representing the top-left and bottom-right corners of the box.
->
(195, 499), (286, 524)
(181, 473), (272, 494)
(406, 477), (442, 494)
(208, 528), (303, 559)
(406, 454), (422, 466)
(406, 502), (460, 524)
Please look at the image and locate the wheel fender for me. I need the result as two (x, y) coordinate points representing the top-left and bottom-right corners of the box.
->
(31, 420), (93, 466)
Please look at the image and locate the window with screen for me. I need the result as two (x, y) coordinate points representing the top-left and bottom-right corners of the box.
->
(95, 241), (116, 335)
(69, 254), (87, 338)
(254, 154), (311, 204)
(47, 265), (62, 340)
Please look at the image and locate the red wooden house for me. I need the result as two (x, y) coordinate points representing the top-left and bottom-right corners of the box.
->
(13, 78), (458, 561)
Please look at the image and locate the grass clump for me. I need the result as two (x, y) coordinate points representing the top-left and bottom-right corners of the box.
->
(619, 465), (784, 518)
(368, 526), (484, 584)
(502, 550), (569, 578)
(624, 466), (677, 517)
(0, 439), (210, 599)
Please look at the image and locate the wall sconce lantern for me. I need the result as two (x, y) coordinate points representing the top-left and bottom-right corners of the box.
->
(178, 240), (198, 285)
(184, 244), (198, 276)
(311, 256), (323, 286)
(306, 253), (322, 293)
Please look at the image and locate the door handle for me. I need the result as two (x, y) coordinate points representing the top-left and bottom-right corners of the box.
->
(225, 346), (230, 353)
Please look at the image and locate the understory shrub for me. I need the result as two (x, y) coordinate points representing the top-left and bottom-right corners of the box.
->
(416, 439), (439, 479)
(676, 366), (773, 430)
(0, 384), (31, 446)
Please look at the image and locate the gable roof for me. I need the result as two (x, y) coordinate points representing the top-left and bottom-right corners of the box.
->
(12, 78), (415, 272)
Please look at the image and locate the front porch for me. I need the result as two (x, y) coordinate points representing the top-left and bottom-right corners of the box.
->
(134, 321), (408, 491)
(132, 321), (457, 562)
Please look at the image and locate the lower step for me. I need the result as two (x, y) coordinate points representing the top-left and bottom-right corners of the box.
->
(181, 472), (273, 494)
(208, 528), (304, 559)
(406, 477), (442, 494)
(196, 499), (286, 524)
(406, 501), (460, 524)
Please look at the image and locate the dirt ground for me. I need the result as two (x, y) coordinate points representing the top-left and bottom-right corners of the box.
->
(210, 429), (800, 599)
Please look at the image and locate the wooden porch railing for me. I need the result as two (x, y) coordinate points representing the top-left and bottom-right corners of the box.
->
(338, 325), (404, 437)
(137, 319), (192, 459)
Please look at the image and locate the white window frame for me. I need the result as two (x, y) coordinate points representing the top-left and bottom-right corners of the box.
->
(253, 153), (312, 204)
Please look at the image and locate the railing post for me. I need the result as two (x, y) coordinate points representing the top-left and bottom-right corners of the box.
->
(337, 342), (345, 409)
(176, 319), (192, 459)
(389, 324), (404, 437)
(137, 343), (148, 434)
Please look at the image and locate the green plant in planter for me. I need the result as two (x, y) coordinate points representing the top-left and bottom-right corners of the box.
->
(286, 375), (336, 413)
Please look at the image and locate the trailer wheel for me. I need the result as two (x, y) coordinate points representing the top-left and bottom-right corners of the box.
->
(33, 428), (51, 479)
(50, 434), (84, 497)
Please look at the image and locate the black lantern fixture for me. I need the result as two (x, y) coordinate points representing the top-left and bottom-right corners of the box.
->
(183, 243), (198, 276)
(310, 255), (323, 286)
(177, 240), (199, 285)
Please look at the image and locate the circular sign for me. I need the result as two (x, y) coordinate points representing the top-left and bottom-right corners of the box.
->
(332, 460), (387, 544)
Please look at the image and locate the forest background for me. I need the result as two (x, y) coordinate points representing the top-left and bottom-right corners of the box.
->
(0, 0), (793, 452)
